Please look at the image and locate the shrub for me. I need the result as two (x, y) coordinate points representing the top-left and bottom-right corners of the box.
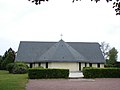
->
(28, 68), (69, 79)
(83, 67), (120, 78)
(6, 62), (28, 74)
(12, 63), (28, 74)
(6, 63), (15, 73)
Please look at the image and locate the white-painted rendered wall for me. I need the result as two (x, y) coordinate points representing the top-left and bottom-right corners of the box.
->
(81, 63), (85, 70)
(92, 64), (97, 68)
(48, 62), (79, 71)
(86, 63), (89, 67)
(34, 63), (38, 67)
(26, 64), (30, 67)
(41, 63), (46, 68)
(100, 64), (104, 68)
(27, 63), (105, 71)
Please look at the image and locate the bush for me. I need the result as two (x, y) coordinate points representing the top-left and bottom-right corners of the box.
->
(12, 63), (28, 74)
(6, 63), (15, 73)
(6, 62), (28, 74)
(28, 68), (69, 79)
(83, 67), (120, 78)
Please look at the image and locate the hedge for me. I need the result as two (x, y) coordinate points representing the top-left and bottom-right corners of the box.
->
(83, 67), (120, 78)
(28, 68), (69, 79)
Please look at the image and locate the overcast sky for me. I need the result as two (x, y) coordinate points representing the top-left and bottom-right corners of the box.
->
(0, 0), (120, 60)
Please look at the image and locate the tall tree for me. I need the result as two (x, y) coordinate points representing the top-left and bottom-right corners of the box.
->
(100, 42), (110, 60)
(0, 55), (2, 69)
(1, 48), (16, 70)
(2, 51), (8, 60)
(106, 47), (118, 67)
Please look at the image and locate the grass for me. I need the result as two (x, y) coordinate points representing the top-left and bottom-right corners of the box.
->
(0, 70), (28, 90)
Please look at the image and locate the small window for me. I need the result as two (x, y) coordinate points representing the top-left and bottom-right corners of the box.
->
(97, 63), (100, 68)
(38, 63), (41, 67)
(89, 63), (92, 67)
(30, 63), (32, 68)
(46, 62), (48, 68)
(85, 63), (87, 67)
(79, 62), (81, 71)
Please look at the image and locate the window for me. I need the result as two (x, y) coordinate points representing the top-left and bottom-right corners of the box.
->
(30, 63), (32, 68)
(97, 63), (100, 68)
(38, 63), (41, 67)
(89, 63), (92, 67)
(85, 63), (87, 67)
(46, 62), (48, 68)
(79, 62), (81, 71)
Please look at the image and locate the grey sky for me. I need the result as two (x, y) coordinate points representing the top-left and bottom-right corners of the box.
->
(0, 0), (120, 60)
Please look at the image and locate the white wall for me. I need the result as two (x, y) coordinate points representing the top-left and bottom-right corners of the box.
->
(41, 63), (46, 68)
(92, 64), (97, 68)
(81, 63), (85, 70)
(48, 62), (79, 71)
(26, 64), (30, 67)
(34, 63), (38, 67)
(27, 62), (105, 71)
(86, 63), (89, 67)
(100, 64), (104, 68)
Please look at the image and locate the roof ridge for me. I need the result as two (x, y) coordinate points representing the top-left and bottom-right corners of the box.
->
(20, 41), (99, 44)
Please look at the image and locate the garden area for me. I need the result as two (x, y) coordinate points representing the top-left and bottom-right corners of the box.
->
(0, 70), (28, 90)
(0, 48), (120, 90)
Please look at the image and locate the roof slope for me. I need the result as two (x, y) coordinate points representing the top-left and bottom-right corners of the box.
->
(68, 42), (105, 63)
(15, 40), (105, 63)
(39, 39), (87, 62)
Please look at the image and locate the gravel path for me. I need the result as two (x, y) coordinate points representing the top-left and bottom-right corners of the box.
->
(26, 78), (120, 90)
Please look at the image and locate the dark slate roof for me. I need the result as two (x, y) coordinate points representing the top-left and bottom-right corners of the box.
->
(15, 40), (105, 63)
(39, 40), (87, 62)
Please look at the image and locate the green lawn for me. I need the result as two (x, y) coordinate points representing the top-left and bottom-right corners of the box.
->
(0, 70), (28, 90)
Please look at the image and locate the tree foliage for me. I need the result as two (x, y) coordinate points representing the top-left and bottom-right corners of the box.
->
(0, 56), (2, 69)
(28, 0), (49, 5)
(28, 0), (120, 15)
(1, 48), (16, 70)
(106, 47), (118, 67)
(100, 42), (110, 60)
(73, 0), (120, 15)
(6, 62), (28, 74)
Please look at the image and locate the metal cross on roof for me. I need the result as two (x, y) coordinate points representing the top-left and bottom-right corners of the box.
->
(61, 34), (63, 40)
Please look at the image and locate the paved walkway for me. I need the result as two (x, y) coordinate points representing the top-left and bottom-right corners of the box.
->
(26, 78), (120, 90)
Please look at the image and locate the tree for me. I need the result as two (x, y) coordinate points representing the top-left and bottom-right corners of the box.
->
(0, 55), (2, 69)
(28, 0), (49, 5)
(28, 0), (120, 15)
(72, 0), (120, 15)
(100, 42), (110, 60)
(2, 51), (8, 60)
(1, 48), (16, 70)
(106, 47), (118, 67)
